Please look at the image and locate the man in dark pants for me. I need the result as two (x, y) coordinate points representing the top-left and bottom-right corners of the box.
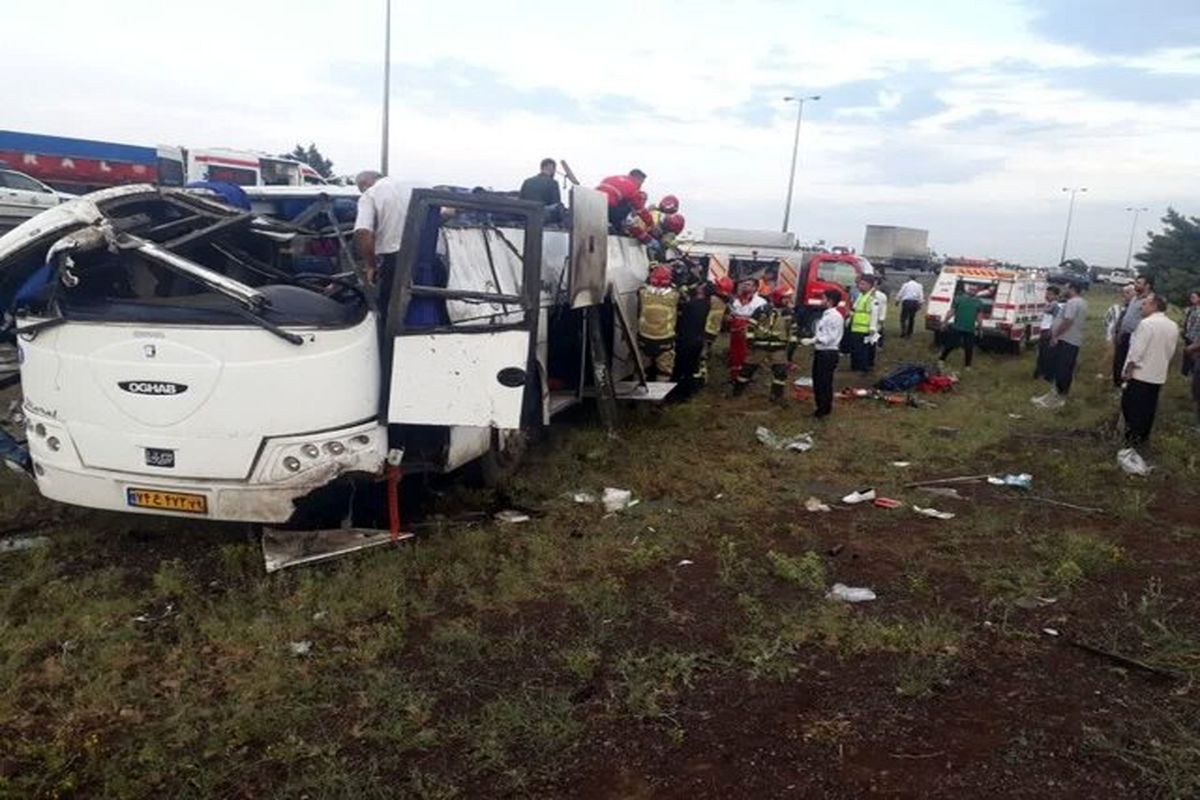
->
(846, 275), (876, 373)
(1113, 275), (1153, 389)
(895, 276), (924, 338)
(938, 284), (987, 370)
(1121, 294), (1177, 446)
(672, 282), (711, 398)
(802, 289), (845, 417)
(1033, 285), (1061, 381)
(1034, 281), (1087, 408)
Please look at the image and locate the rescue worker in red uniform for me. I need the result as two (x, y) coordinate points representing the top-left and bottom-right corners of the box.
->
(597, 169), (647, 231)
(745, 285), (797, 402)
(728, 278), (767, 393)
(637, 265), (680, 381)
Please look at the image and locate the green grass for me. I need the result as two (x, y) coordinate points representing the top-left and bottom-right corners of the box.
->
(1, 286), (1198, 795)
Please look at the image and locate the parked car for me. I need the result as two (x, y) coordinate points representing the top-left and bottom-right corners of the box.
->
(0, 168), (61, 230)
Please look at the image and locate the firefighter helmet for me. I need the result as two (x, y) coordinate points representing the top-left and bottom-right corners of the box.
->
(716, 276), (735, 296)
(658, 194), (680, 214)
(649, 265), (674, 287)
(770, 285), (795, 306)
(662, 213), (685, 234)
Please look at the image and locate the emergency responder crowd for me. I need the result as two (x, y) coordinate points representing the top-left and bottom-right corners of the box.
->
(355, 160), (1200, 440)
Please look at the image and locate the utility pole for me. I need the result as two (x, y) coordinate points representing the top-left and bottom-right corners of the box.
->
(1059, 186), (1087, 265)
(381, 0), (392, 175)
(781, 94), (820, 234)
(1124, 206), (1148, 270)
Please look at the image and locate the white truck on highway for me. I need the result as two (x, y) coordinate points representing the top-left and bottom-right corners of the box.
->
(863, 225), (931, 272)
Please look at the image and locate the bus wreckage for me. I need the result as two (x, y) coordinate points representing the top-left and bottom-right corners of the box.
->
(0, 183), (662, 556)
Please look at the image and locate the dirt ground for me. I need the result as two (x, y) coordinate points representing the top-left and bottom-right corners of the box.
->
(1, 290), (1198, 799)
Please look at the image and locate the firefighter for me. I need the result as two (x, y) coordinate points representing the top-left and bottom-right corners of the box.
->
(744, 285), (797, 402)
(700, 276), (734, 384)
(728, 278), (766, 391)
(597, 169), (647, 231)
(637, 265), (680, 382)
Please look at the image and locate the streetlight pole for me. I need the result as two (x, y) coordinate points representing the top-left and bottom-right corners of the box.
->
(381, 0), (392, 175)
(781, 94), (820, 234)
(1059, 186), (1087, 265)
(1124, 206), (1148, 270)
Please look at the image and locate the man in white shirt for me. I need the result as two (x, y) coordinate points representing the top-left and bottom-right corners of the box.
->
(895, 277), (924, 338)
(800, 289), (845, 418)
(353, 170), (410, 295)
(1121, 294), (1178, 447)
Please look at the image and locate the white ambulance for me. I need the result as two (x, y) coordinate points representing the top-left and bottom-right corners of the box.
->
(925, 265), (1048, 351)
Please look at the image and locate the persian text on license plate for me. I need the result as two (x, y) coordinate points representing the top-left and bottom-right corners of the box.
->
(125, 488), (208, 515)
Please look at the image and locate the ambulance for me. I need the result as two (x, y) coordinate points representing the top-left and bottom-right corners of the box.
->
(925, 264), (1047, 351)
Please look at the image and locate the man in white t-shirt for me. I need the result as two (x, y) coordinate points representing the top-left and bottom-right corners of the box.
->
(895, 277), (924, 338)
(353, 170), (410, 294)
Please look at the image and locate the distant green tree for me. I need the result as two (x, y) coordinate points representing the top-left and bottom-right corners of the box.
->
(1135, 208), (1200, 304)
(282, 143), (334, 178)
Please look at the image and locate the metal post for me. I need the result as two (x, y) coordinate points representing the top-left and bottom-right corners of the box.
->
(1059, 186), (1086, 265)
(1124, 206), (1147, 270)
(381, 0), (392, 176)
(782, 94), (820, 234)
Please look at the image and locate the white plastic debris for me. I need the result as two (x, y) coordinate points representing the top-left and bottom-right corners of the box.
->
(987, 473), (1033, 490)
(677, 559), (695, 567)
(793, 376), (814, 388)
(0, 535), (50, 554)
(841, 488), (876, 505)
(494, 510), (531, 524)
(755, 426), (814, 453)
(602, 487), (634, 513)
(804, 496), (832, 513)
(826, 583), (877, 603)
(891, 461), (912, 468)
(912, 505), (955, 520)
(288, 640), (313, 656)
(1117, 448), (1151, 476)
(572, 491), (597, 504)
(1042, 628), (1060, 637)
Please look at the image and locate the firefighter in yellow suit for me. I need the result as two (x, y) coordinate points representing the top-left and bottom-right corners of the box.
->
(745, 285), (797, 402)
(637, 265), (680, 382)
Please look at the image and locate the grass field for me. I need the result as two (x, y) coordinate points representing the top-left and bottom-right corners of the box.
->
(1, 286), (1198, 798)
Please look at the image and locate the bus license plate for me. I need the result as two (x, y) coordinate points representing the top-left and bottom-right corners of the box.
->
(126, 488), (208, 515)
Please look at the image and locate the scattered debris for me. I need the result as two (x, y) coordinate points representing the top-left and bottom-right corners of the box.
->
(1042, 628), (1060, 637)
(1065, 638), (1181, 680)
(828, 544), (845, 557)
(912, 505), (955, 520)
(1022, 495), (1105, 513)
(494, 510), (531, 524)
(918, 486), (964, 500)
(1013, 596), (1057, 609)
(312, 610), (328, 621)
(0, 535), (50, 554)
(793, 376), (813, 388)
(1008, 413), (1024, 420)
(1117, 448), (1151, 476)
(841, 488), (876, 505)
(713, 493), (725, 500)
(677, 559), (695, 567)
(132, 603), (176, 624)
(932, 426), (960, 438)
(987, 473), (1033, 490)
(872, 497), (902, 509)
(905, 474), (990, 489)
(804, 496), (832, 513)
(262, 527), (411, 573)
(572, 491), (597, 504)
(890, 461), (912, 468)
(288, 641), (313, 657)
(755, 426), (814, 453)
(602, 487), (635, 513)
(827, 583), (877, 603)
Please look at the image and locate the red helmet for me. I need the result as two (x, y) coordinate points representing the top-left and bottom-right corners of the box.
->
(715, 276), (735, 296)
(662, 213), (685, 234)
(658, 194), (679, 214)
(770, 285), (795, 306)
(649, 265), (674, 287)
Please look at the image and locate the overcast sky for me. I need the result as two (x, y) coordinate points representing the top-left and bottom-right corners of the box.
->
(4, 0), (1198, 265)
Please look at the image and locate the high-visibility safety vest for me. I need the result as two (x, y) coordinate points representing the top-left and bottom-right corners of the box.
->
(850, 290), (875, 334)
(638, 286), (679, 341)
(705, 296), (726, 337)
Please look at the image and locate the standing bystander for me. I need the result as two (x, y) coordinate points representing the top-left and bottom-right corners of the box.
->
(938, 284), (987, 370)
(1034, 281), (1088, 408)
(1180, 290), (1200, 376)
(1034, 285), (1062, 381)
(801, 289), (845, 418)
(1121, 295), (1178, 447)
(895, 276), (924, 338)
(1113, 275), (1153, 389)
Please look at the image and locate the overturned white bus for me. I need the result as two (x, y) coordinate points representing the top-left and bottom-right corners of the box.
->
(0, 183), (658, 526)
